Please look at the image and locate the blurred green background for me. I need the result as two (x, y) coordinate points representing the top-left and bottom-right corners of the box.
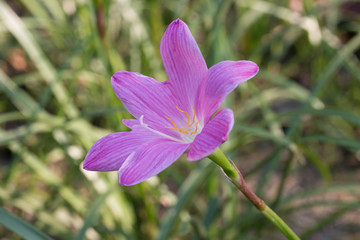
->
(1, 0), (360, 239)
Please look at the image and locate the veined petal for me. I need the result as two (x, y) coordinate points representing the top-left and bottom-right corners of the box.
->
(83, 127), (164, 171)
(111, 71), (184, 138)
(187, 108), (234, 161)
(161, 19), (207, 112)
(118, 139), (189, 186)
(122, 119), (139, 129)
(197, 61), (258, 122)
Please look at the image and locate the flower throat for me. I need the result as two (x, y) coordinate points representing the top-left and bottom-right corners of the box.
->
(165, 106), (201, 135)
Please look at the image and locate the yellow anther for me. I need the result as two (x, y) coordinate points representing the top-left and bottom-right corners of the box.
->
(164, 116), (179, 129)
(190, 120), (201, 135)
(187, 106), (196, 127)
(176, 106), (190, 125)
(165, 106), (201, 135)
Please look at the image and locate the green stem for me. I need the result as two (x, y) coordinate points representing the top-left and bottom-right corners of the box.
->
(208, 148), (238, 179)
(262, 205), (300, 240)
(208, 148), (301, 240)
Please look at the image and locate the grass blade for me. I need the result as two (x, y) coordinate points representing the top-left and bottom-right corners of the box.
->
(0, 207), (53, 240)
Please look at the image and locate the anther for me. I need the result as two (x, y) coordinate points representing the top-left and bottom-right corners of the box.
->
(176, 106), (190, 125)
(190, 120), (201, 135)
(164, 106), (200, 135)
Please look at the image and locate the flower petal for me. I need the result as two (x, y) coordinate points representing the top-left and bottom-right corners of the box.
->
(122, 119), (139, 129)
(197, 61), (258, 121)
(118, 139), (189, 186)
(111, 71), (185, 138)
(160, 19), (207, 111)
(187, 108), (234, 161)
(83, 127), (164, 171)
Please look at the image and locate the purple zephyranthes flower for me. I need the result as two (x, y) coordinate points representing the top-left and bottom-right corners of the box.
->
(83, 19), (258, 186)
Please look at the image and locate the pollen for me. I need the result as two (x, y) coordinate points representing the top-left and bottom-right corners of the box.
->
(165, 106), (201, 135)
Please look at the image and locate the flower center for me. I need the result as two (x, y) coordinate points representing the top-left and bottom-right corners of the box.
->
(165, 106), (201, 136)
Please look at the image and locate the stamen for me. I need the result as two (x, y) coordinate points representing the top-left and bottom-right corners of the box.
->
(190, 120), (201, 135)
(187, 106), (196, 127)
(165, 116), (190, 134)
(176, 106), (190, 125)
(181, 128), (191, 133)
(164, 116), (179, 129)
(164, 106), (201, 136)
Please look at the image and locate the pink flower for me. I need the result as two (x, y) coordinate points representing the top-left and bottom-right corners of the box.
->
(83, 19), (258, 186)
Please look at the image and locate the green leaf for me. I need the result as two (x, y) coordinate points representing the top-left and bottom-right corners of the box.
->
(234, 124), (291, 145)
(300, 135), (360, 150)
(156, 162), (214, 240)
(0, 207), (53, 240)
(74, 188), (115, 240)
